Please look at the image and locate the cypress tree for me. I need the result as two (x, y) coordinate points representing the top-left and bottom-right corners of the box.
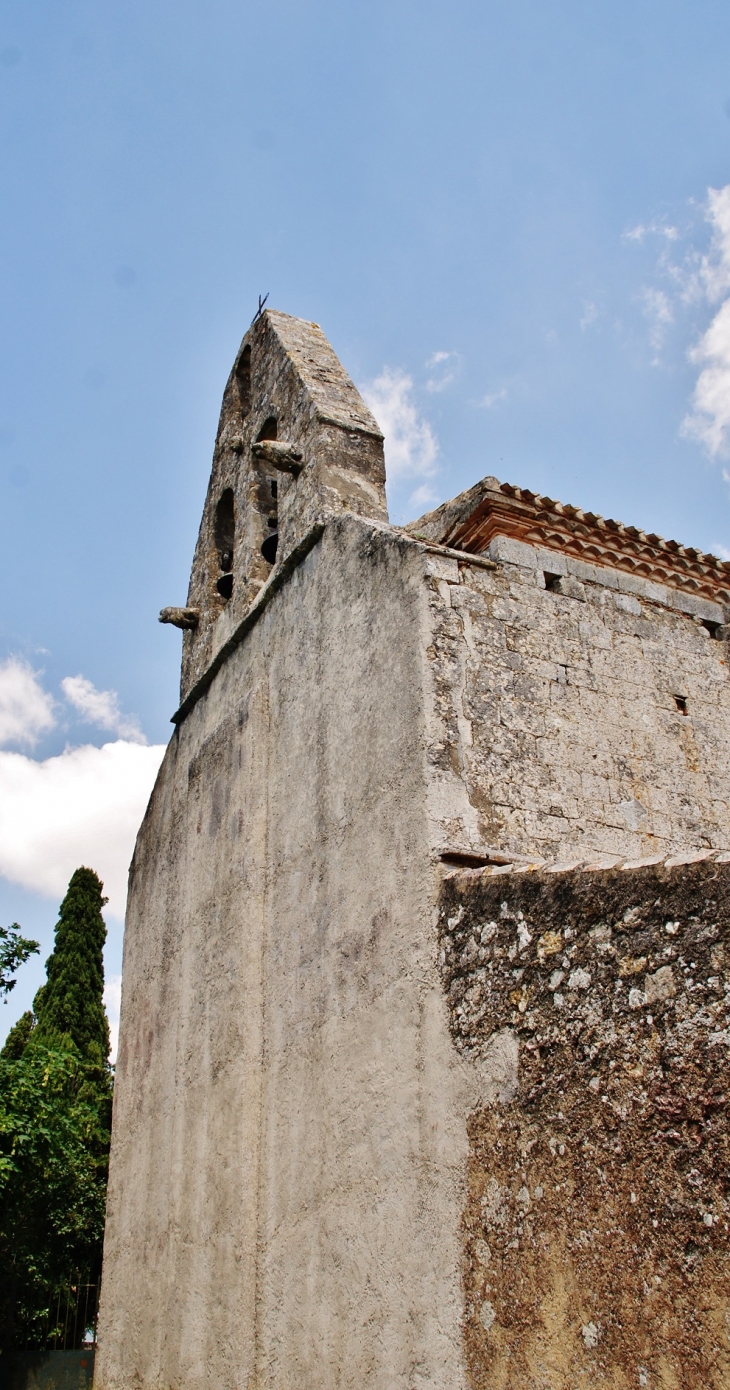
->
(33, 867), (110, 1062)
(0, 1010), (35, 1061)
(0, 869), (112, 1350)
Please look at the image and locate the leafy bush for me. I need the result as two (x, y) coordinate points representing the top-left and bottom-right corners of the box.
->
(0, 868), (112, 1352)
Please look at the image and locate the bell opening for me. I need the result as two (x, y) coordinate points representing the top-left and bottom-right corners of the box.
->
(261, 532), (278, 565)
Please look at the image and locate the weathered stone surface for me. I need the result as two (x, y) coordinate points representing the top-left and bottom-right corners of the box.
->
(439, 860), (730, 1388)
(158, 606), (199, 629)
(250, 438), (303, 473)
(422, 540), (730, 865)
(97, 517), (469, 1390)
(178, 310), (386, 704)
(98, 313), (730, 1390)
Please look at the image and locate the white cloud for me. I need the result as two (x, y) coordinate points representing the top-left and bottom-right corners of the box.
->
(0, 739), (165, 919)
(683, 185), (730, 456)
(640, 287), (674, 356)
(408, 483), (440, 513)
(361, 367), (439, 511)
(623, 211), (704, 355)
(425, 349), (461, 393)
(103, 973), (122, 1063)
(0, 658), (55, 748)
(61, 674), (145, 743)
(697, 185), (730, 301)
(624, 221), (679, 244)
(477, 387), (508, 410)
(580, 301), (599, 331)
(684, 298), (730, 455)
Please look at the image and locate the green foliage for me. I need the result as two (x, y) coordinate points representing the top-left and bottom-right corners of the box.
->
(1, 1011), (35, 1062)
(0, 868), (113, 1353)
(0, 1036), (110, 1349)
(0, 924), (39, 998)
(34, 868), (110, 1062)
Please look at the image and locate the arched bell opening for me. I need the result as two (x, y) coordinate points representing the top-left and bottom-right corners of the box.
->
(256, 420), (279, 564)
(256, 416), (278, 443)
(214, 488), (235, 601)
(261, 528), (278, 565)
(235, 345), (251, 416)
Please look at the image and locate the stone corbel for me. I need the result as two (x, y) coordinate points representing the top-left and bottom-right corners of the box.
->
(251, 440), (304, 475)
(159, 607), (200, 630)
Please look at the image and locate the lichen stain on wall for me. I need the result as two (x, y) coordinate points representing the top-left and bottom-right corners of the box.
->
(439, 862), (730, 1388)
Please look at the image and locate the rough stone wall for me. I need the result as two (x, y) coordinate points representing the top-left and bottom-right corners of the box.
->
(96, 517), (474, 1390)
(439, 859), (730, 1389)
(179, 311), (386, 704)
(98, 298), (730, 1390)
(421, 542), (730, 865)
(100, 508), (730, 1390)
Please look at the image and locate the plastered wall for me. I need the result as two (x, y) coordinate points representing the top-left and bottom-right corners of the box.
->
(96, 518), (475, 1390)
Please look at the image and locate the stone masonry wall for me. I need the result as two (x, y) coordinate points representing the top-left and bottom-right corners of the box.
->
(439, 858), (730, 1389)
(421, 539), (730, 864)
(96, 517), (472, 1390)
(179, 312), (386, 705)
(102, 291), (730, 1390)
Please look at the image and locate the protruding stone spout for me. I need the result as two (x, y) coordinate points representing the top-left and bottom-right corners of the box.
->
(159, 607), (200, 629)
(251, 439), (303, 474)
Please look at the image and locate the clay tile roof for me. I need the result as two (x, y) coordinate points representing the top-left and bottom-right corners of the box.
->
(407, 476), (730, 606)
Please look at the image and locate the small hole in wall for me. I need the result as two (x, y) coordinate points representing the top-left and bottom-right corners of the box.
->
(440, 851), (501, 868)
(702, 619), (721, 638)
(270, 478), (278, 500)
(544, 572), (562, 591)
(674, 694), (688, 715)
(217, 573), (234, 600)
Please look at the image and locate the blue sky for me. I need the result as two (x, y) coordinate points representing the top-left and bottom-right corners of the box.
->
(2, 0), (730, 1048)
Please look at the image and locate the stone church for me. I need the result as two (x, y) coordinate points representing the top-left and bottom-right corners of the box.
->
(96, 311), (730, 1390)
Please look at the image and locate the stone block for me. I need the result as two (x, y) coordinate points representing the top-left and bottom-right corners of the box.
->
(670, 589), (725, 623)
(551, 574), (586, 602)
(486, 534), (538, 568)
(609, 571), (655, 603)
(614, 592), (641, 615)
(564, 556), (606, 586)
(425, 553), (460, 583)
(535, 548), (568, 577)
